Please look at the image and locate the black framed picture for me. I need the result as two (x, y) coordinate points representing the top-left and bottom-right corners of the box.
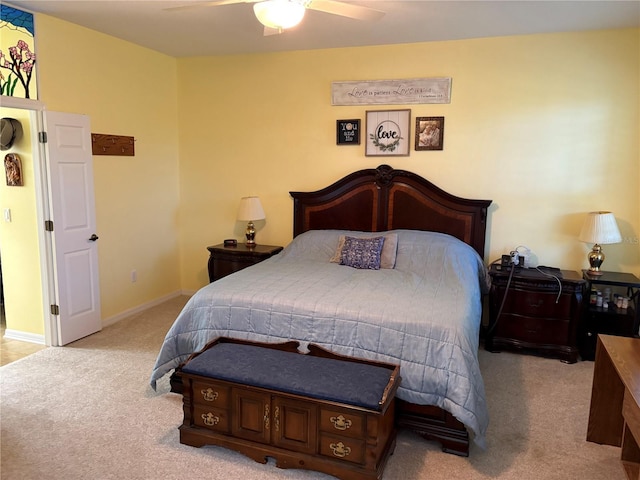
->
(336, 119), (360, 145)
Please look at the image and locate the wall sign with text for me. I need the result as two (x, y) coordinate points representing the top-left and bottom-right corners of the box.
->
(336, 119), (360, 145)
(365, 109), (410, 157)
(332, 78), (451, 106)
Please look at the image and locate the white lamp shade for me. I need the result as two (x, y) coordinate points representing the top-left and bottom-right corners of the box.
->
(579, 211), (622, 244)
(237, 196), (266, 221)
(253, 0), (305, 30)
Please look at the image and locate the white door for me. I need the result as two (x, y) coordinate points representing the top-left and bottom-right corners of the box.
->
(43, 111), (101, 345)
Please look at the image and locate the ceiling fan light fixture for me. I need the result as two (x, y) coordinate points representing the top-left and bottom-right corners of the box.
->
(253, 0), (306, 30)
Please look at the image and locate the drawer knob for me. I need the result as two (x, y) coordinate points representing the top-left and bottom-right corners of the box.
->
(329, 441), (351, 458)
(201, 412), (220, 426)
(330, 415), (352, 431)
(200, 388), (219, 402)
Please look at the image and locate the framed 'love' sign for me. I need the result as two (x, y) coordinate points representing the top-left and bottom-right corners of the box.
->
(365, 109), (411, 157)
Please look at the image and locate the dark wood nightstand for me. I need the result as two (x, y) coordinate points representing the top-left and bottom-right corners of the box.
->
(207, 244), (283, 282)
(485, 265), (586, 363)
(579, 270), (640, 361)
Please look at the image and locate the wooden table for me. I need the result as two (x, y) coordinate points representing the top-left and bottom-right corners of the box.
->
(587, 334), (640, 479)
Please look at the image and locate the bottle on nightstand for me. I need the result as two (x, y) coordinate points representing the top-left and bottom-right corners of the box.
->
(579, 270), (640, 360)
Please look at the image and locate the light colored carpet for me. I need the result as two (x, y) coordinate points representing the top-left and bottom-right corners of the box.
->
(0, 295), (625, 480)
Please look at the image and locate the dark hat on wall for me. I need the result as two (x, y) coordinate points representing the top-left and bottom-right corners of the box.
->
(0, 118), (23, 151)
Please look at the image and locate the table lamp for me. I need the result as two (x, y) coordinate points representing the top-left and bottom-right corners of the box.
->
(579, 211), (622, 276)
(237, 196), (265, 246)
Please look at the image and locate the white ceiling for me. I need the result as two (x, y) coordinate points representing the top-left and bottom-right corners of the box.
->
(6, 0), (640, 57)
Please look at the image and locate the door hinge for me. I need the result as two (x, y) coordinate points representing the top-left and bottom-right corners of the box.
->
(50, 304), (60, 315)
(39, 131), (48, 143)
(45, 220), (54, 231)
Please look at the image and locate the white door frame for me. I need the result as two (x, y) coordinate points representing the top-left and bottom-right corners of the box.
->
(1, 95), (58, 346)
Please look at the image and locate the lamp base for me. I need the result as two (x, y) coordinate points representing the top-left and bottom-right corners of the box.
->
(245, 221), (256, 247)
(586, 268), (604, 277)
(586, 243), (605, 276)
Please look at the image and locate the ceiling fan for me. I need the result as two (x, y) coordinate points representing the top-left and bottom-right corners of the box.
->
(167, 0), (385, 36)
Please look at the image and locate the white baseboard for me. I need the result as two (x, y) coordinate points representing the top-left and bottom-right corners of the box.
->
(101, 290), (192, 328)
(3, 329), (46, 345)
(3, 291), (194, 345)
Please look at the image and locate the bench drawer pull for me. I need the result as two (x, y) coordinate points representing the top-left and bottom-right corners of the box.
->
(329, 441), (351, 458)
(330, 415), (352, 431)
(201, 412), (220, 426)
(200, 388), (219, 402)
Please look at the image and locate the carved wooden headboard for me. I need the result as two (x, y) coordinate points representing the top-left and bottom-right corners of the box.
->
(290, 164), (492, 257)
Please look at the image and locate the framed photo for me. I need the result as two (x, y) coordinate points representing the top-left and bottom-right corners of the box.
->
(336, 119), (360, 145)
(415, 116), (444, 151)
(365, 109), (411, 156)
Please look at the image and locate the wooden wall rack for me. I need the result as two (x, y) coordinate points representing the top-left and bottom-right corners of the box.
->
(91, 133), (135, 156)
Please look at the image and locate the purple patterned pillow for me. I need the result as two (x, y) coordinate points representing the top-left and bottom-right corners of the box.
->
(340, 236), (385, 270)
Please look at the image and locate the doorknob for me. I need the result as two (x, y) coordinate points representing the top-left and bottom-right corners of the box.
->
(89, 234), (99, 241)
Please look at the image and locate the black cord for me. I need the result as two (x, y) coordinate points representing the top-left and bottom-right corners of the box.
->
(487, 263), (516, 336)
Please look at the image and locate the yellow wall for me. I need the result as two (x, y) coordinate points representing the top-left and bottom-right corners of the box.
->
(9, 11), (640, 336)
(178, 29), (639, 290)
(35, 15), (181, 319)
(0, 107), (43, 335)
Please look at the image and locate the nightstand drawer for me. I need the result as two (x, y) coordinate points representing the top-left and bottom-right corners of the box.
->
(486, 266), (585, 363)
(498, 314), (570, 345)
(212, 257), (255, 279)
(500, 289), (572, 319)
(207, 244), (283, 282)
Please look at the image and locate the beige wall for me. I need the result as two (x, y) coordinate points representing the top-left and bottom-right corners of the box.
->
(7, 13), (639, 335)
(35, 15), (181, 320)
(177, 29), (639, 290)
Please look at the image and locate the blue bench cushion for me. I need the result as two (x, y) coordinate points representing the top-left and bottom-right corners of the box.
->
(181, 343), (395, 410)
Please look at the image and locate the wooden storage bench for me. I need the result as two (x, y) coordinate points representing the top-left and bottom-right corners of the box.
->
(173, 337), (401, 480)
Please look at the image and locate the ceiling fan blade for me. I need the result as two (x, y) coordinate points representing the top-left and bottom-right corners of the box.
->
(307, 0), (385, 21)
(164, 0), (254, 13)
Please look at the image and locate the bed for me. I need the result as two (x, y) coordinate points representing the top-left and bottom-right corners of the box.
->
(151, 164), (492, 456)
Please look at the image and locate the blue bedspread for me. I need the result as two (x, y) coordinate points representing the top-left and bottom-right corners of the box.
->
(150, 229), (490, 448)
